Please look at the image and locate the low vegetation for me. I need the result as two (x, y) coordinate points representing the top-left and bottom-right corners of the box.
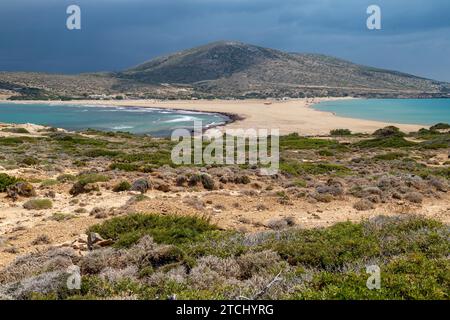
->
(281, 160), (351, 176)
(23, 199), (53, 210)
(88, 214), (218, 248)
(0, 123), (448, 301)
(0, 215), (448, 300)
(330, 129), (352, 136)
(0, 173), (21, 192)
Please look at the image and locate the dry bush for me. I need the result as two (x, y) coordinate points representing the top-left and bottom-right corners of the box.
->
(404, 192), (423, 204)
(0, 271), (67, 300)
(266, 217), (295, 230)
(79, 248), (130, 275)
(99, 266), (138, 283)
(0, 247), (77, 284)
(353, 199), (375, 211)
(195, 256), (241, 279)
(236, 250), (283, 280)
(31, 234), (51, 245)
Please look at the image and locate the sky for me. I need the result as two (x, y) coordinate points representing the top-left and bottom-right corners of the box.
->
(1, 0), (449, 81)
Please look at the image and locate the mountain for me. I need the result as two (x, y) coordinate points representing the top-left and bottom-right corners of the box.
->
(119, 41), (449, 98)
(1, 41), (449, 100)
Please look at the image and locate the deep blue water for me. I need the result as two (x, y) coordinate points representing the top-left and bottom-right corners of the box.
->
(0, 103), (229, 136)
(313, 99), (450, 126)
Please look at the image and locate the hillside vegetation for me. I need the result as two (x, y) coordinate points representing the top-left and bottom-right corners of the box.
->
(1, 41), (449, 100)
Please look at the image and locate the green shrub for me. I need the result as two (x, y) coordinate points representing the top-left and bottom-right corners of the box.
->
(0, 137), (27, 145)
(265, 222), (380, 269)
(50, 212), (75, 222)
(77, 173), (110, 186)
(109, 163), (140, 172)
(373, 126), (405, 138)
(364, 216), (449, 258)
(330, 129), (352, 136)
(417, 167), (450, 180)
(356, 136), (416, 148)
(40, 179), (59, 187)
(292, 254), (449, 300)
(84, 149), (121, 158)
(9, 214), (450, 300)
(23, 199), (53, 210)
(22, 156), (39, 166)
(280, 134), (345, 151)
(419, 135), (450, 149)
(88, 214), (218, 248)
(56, 174), (76, 183)
(1, 127), (30, 134)
(112, 181), (131, 192)
(374, 152), (406, 161)
(317, 149), (334, 157)
(293, 179), (307, 187)
(430, 123), (450, 131)
(281, 161), (351, 176)
(0, 173), (20, 192)
(51, 133), (108, 147)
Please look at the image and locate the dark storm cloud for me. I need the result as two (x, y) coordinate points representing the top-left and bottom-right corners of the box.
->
(0, 0), (449, 81)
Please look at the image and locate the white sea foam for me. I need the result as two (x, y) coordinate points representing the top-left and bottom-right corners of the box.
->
(163, 115), (199, 123)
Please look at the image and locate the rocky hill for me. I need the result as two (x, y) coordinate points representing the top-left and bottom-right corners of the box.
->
(1, 41), (449, 99)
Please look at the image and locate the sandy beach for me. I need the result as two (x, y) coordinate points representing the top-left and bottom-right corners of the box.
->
(1, 98), (424, 135)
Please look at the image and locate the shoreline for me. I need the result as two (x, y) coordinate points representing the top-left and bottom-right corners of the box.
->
(0, 98), (425, 135)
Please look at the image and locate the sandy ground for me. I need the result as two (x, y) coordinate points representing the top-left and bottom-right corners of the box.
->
(1, 186), (448, 269)
(1, 98), (424, 135)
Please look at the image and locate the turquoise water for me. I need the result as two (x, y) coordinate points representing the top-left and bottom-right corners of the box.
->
(313, 99), (450, 126)
(0, 103), (229, 136)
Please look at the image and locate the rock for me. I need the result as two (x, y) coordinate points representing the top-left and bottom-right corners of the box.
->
(71, 241), (88, 251)
(69, 182), (99, 196)
(45, 190), (56, 198)
(6, 182), (36, 200)
(77, 234), (88, 244)
(131, 178), (151, 194)
(87, 232), (108, 250)
(93, 239), (114, 248)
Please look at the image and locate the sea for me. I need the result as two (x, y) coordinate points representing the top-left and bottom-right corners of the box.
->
(0, 102), (230, 136)
(313, 99), (450, 126)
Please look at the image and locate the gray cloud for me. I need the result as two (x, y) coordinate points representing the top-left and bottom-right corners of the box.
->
(0, 0), (449, 81)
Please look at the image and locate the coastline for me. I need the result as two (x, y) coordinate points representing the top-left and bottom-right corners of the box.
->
(0, 98), (425, 135)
